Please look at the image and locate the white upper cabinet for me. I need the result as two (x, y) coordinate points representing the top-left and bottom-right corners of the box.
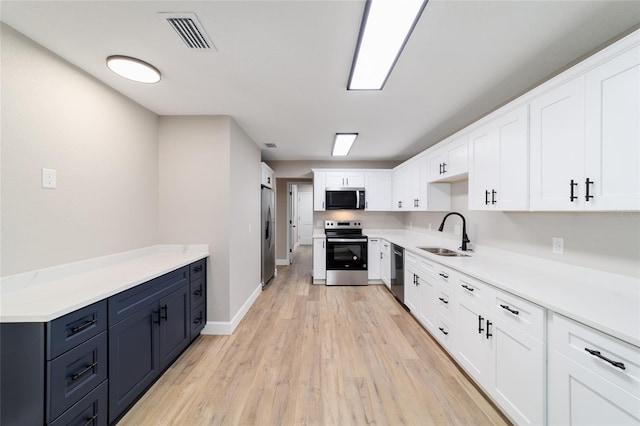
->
(261, 162), (274, 189)
(584, 44), (640, 211)
(469, 105), (529, 210)
(325, 171), (365, 188)
(428, 135), (469, 182)
(364, 171), (392, 211)
(392, 158), (450, 211)
(531, 39), (640, 211)
(313, 170), (326, 211)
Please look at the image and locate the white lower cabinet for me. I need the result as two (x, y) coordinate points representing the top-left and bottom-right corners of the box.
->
(312, 238), (326, 282)
(453, 273), (545, 425)
(380, 240), (391, 289)
(548, 312), (640, 425)
(367, 238), (381, 281)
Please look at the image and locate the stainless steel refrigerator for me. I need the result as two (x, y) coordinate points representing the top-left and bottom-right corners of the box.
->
(261, 186), (275, 289)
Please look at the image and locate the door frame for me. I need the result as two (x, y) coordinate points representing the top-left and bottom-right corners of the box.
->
(286, 180), (313, 265)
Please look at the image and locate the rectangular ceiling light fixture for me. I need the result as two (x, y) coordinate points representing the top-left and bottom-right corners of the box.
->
(332, 133), (358, 156)
(348, 0), (428, 90)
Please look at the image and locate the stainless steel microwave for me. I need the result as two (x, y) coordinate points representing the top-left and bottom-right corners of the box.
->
(325, 188), (365, 210)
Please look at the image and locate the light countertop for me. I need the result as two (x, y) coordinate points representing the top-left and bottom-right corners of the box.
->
(0, 245), (209, 323)
(315, 229), (640, 347)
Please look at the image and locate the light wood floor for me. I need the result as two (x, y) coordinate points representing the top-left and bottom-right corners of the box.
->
(119, 246), (509, 425)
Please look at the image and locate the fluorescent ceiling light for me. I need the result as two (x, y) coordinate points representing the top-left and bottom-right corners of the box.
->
(348, 0), (427, 90)
(332, 133), (358, 156)
(106, 55), (161, 83)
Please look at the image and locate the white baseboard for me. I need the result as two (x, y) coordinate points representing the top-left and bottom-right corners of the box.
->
(276, 258), (289, 266)
(202, 282), (262, 335)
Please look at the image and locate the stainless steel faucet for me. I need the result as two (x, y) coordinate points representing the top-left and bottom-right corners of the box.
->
(438, 212), (471, 251)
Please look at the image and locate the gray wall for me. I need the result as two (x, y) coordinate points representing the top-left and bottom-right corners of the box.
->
(407, 181), (640, 278)
(1, 23), (159, 275)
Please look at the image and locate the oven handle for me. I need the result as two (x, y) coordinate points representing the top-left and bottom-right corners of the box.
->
(327, 238), (368, 243)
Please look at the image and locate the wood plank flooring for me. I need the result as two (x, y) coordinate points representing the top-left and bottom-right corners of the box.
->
(119, 246), (509, 425)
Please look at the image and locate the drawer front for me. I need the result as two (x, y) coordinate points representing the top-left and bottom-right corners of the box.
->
(48, 301), (107, 360)
(190, 259), (206, 282)
(491, 288), (544, 341)
(456, 274), (492, 310)
(433, 313), (454, 350)
(48, 332), (108, 421)
(549, 312), (640, 399)
(49, 380), (107, 426)
(436, 286), (456, 322)
(190, 277), (206, 306)
(434, 265), (455, 289)
(190, 302), (206, 340)
(108, 267), (188, 326)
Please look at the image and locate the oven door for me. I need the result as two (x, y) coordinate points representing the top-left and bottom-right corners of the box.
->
(326, 238), (368, 270)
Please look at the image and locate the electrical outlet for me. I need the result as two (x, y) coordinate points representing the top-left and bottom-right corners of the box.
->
(552, 237), (564, 254)
(42, 168), (56, 189)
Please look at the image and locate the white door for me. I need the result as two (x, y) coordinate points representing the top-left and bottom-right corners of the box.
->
(585, 45), (640, 211)
(297, 193), (313, 245)
(530, 77), (585, 210)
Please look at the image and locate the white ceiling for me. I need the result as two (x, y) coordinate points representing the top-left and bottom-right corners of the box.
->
(1, 1), (639, 162)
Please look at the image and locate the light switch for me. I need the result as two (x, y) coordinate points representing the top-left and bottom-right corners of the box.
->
(42, 168), (56, 189)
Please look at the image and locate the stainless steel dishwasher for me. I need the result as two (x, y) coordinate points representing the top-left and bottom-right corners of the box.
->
(390, 244), (404, 304)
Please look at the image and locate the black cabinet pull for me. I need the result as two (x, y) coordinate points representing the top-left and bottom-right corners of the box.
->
(461, 284), (474, 292)
(160, 305), (168, 321)
(491, 189), (497, 205)
(585, 178), (594, 201)
(442, 162), (447, 174)
(438, 297), (449, 304)
(438, 327), (449, 336)
(415, 275), (420, 286)
(439, 163), (443, 174)
(71, 362), (98, 381)
(485, 190), (490, 205)
(71, 319), (97, 334)
(478, 315), (484, 334)
(486, 320), (493, 339)
(153, 309), (161, 325)
(584, 348), (626, 370)
(439, 272), (449, 279)
(570, 179), (578, 202)
(500, 304), (519, 315)
(193, 265), (203, 273)
(83, 414), (98, 426)
(193, 288), (203, 297)
(193, 316), (203, 325)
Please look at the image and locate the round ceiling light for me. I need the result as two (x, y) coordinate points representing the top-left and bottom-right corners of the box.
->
(106, 55), (161, 83)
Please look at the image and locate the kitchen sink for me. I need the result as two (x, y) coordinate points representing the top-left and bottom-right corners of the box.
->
(417, 247), (470, 257)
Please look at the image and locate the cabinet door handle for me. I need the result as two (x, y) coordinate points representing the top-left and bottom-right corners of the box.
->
(439, 272), (449, 279)
(193, 316), (203, 325)
(416, 199), (420, 207)
(491, 189), (497, 205)
(584, 348), (626, 370)
(71, 362), (98, 381)
(380, 252), (383, 259)
(478, 315), (484, 334)
(153, 309), (162, 325)
(486, 320), (493, 339)
(160, 304), (168, 321)
(585, 178), (594, 201)
(442, 162), (447, 174)
(438, 297), (449, 304)
(570, 179), (578, 202)
(438, 327), (449, 336)
(193, 288), (203, 297)
(415, 275), (420, 286)
(71, 319), (97, 334)
(322, 201), (325, 209)
(485, 190), (490, 205)
(500, 304), (519, 315)
(439, 163), (443, 174)
(366, 201), (368, 209)
(193, 265), (203, 273)
(83, 414), (98, 426)
(461, 284), (474, 292)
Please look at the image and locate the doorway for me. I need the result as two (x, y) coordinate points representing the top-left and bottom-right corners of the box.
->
(287, 182), (314, 265)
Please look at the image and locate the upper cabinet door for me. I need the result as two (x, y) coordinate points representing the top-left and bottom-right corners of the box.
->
(530, 77), (585, 211)
(584, 45), (640, 211)
(313, 171), (326, 211)
(364, 171), (391, 211)
(325, 171), (365, 188)
(428, 136), (469, 182)
(468, 124), (497, 210)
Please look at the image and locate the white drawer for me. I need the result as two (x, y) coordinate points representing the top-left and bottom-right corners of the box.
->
(433, 313), (454, 351)
(549, 312), (640, 399)
(436, 285), (456, 322)
(433, 264), (456, 289)
(490, 287), (545, 342)
(456, 273), (492, 311)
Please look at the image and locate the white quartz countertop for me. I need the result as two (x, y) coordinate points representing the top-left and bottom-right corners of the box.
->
(0, 245), (209, 323)
(315, 229), (640, 347)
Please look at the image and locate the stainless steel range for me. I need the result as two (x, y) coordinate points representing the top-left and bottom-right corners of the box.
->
(324, 220), (368, 286)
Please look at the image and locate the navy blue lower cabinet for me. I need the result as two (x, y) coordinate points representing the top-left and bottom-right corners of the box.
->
(159, 285), (190, 369)
(49, 380), (108, 426)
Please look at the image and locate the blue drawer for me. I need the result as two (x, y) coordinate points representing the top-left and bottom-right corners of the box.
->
(47, 300), (107, 360)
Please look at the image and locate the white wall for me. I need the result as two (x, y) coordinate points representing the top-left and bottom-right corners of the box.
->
(229, 118), (261, 319)
(407, 181), (640, 278)
(1, 23), (159, 276)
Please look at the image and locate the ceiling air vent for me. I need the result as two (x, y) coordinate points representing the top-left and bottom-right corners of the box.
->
(265, 143), (277, 149)
(158, 12), (215, 51)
